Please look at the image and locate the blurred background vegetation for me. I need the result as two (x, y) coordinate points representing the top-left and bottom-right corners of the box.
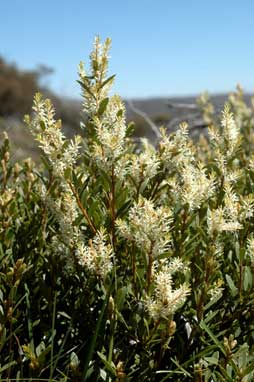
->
(0, 58), (83, 160)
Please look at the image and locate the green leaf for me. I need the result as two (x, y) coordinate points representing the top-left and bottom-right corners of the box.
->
(98, 97), (109, 116)
(139, 178), (150, 194)
(116, 286), (128, 311)
(97, 351), (116, 376)
(243, 266), (252, 291)
(0, 360), (17, 373)
(37, 344), (52, 364)
(58, 311), (72, 320)
(64, 167), (72, 181)
(225, 274), (238, 296)
(77, 80), (96, 100)
(116, 200), (132, 219)
(82, 280), (114, 381)
(203, 308), (220, 323)
(39, 120), (46, 131)
(99, 74), (115, 90)
(117, 109), (123, 118)
(200, 320), (226, 356)
(204, 351), (219, 365)
(116, 311), (130, 330)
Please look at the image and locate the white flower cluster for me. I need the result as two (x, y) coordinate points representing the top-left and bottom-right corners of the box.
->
(207, 179), (254, 237)
(229, 85), (253, 128)
(25, 93), (81, 178)
(159, 124), (215, 210)
(78, 38), (129, 177)
(92, 95), (128, 174)
(117, 198), (172, 258)
(45, 190), (81, 247)
(146, 261), (190, 321)
(129, 139), (159, 185)
(79, 37), (113, 116)
(77, 229), (114, 279)
(0, 187), (14, 208)
(221, 105), (240, 153)
(159, 123), (195, 171)
(0, 187), (15, 235)
(223, 183), (240, 221)
(180, 163), (216, 210)
(205, 104), (253, 235)
(162, 257), (189, 274)
(196, 92), (215, 125)
(25, 93), (86, 260)
(248, 155), (254, 172)
(240, 195), (254, 220)
(208, 104), (241, 162)
(208, 279), (224, 302)
(207, 206), (242, 236)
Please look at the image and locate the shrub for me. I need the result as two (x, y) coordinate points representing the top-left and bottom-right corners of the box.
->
(0, 57), (45, 116)
(1, 37), (254, 381)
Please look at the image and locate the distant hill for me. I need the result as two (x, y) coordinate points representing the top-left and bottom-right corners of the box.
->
(2, 56), (252, 160)
(124, 94), (229, 140)
(1, 93), (235, 161)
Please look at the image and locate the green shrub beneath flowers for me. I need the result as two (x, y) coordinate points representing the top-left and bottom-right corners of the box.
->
(1, 37), (254, 381)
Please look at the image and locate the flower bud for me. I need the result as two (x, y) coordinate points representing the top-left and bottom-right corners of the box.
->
(168, 320), (176, 336)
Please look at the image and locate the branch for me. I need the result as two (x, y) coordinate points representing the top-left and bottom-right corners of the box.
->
(127, 100), (161, 140)
(167, 102), (198, 110)
(68, 181), (97, 234)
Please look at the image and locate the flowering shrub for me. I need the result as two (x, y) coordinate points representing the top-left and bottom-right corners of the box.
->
(1, 37), (254, 381)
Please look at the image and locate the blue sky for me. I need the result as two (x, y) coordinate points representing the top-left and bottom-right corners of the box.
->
(1, 0), (254, 99)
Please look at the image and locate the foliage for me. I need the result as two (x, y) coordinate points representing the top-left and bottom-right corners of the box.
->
(0, 57), (80, 141)
(0, 57), (48, 116)
(1, 37), (254, 381)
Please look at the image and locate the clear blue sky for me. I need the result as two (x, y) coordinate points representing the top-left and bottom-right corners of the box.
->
(1, 0), (254, 99)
